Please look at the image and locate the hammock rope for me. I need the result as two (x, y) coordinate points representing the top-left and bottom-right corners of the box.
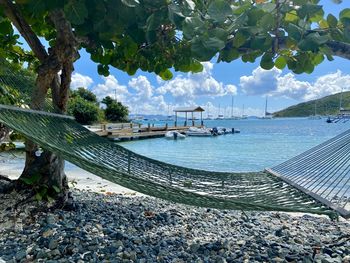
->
(1, 104), (349, 218)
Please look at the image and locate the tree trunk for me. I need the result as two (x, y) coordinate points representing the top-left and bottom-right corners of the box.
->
(0, 3), (79, 197)
(19, 62), (68, 194)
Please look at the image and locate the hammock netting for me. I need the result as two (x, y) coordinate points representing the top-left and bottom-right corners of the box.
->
(2, 105), (349, 218)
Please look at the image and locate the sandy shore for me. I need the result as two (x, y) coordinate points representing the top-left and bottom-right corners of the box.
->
(0, 151), (139, 196)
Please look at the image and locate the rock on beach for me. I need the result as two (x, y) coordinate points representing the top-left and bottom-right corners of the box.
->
(0, 189), (350, 262)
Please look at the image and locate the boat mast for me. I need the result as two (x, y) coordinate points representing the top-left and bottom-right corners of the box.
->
(314, 100), (317, 116)
(207, 103), (210, 118)
(339, 88), (343, 111)
(231, 96), (234, 118)
(264, 96), (268, 117)
(218, 103), (221, 117)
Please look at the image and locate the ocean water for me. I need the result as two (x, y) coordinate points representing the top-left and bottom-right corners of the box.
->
(120, 118), (350, 172)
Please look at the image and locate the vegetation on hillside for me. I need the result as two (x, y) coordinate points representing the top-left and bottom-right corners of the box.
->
(274, 91), (349, 117)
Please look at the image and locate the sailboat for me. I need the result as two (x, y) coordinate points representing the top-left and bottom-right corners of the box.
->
(204, 104), (214, 120)
(241, 104), (248, 119)
(259, 97), (273, 119)
(226, 95), (242, 120)
(216, 104), (225, 120)
(308, 100), (322, 120)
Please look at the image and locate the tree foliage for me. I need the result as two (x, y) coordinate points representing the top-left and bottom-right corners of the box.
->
(67, 88), (103, 125)
(0, 0), (349, 81)
(102, 96), (129, 122)
(70, 87), (97, 103)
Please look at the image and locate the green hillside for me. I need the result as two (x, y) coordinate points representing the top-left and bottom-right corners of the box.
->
(274, 91), (350, 117)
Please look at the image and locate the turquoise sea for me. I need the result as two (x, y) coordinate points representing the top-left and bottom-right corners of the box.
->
(120, 118), (350, 172)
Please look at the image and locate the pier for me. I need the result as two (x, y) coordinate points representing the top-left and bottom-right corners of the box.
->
(85, 122), (200, 141)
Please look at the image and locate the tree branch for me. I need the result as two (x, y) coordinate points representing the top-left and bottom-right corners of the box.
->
(0, 0), (48, 62)
(326, 40), (350, 60)
(49, 9), (79, 113)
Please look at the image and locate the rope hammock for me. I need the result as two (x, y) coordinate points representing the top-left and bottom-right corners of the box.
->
(0, 104), (349, 219)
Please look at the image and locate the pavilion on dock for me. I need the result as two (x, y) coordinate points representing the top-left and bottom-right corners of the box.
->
(174, 106), (205, 127)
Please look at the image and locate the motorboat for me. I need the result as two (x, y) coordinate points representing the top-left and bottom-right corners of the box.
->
(186, 127), (212, 137)
(165, 131), (186, 140)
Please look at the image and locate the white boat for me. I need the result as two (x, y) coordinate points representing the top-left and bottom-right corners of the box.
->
(186, 127), (212, 137)
(165, 131), (186, 140)
(216, 114), (225, 120)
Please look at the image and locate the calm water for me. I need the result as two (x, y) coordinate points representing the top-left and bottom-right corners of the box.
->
(120, 118), (350, 172)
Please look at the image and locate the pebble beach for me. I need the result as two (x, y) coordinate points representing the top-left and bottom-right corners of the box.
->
(0, 188), (350, 263)
(1, 153), (350, 263)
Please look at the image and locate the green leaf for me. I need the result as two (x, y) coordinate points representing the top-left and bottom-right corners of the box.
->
(159, 69), (173, 80)
(327, 14), (338, 28)
(287, 23), (302, 41)
(260, 53), (274, 70)
(20, 174), (41, 185)
(168, 3), (185, 27)
(285, 11), (298, 23)
(340, 8), (350, 21)
(64, 0), (88, 25)
(121, 0), (139, 7)
(35, 192), (43, 201)
(182, 16), (205, 39)
(52, 185), (61, 193)
(318, 19), (328, 29)
(233, 32), (246, 48)
(0, 21), (13, 35)
(275, 56), (287, 69)
(191, 37), (216, 61)
(297, 4), (323, 19)
(207, 0), (232, 23)
(312, 53), (324, 65)
(219, 48), (239, 62)
(203, 37), (225, 51)
(208, 28), (228, 41)
(298, 32), (329, 52)
(258, 13), (274, 29)
(190, 61), (203, 73)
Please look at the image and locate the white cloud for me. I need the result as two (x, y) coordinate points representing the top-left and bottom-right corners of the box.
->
(71, 73), (93, 90)
(240, 67), (350, 101)
(240, 67), (280, 95)
(91, 75), (129, 102)
(128, 76), (153, 99)
(305, 70), (350, 100)
(158, 62), (237, 102)
(226, 84), (238, 95)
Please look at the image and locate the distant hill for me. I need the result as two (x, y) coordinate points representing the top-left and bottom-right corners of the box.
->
(274, 91), (350, 117)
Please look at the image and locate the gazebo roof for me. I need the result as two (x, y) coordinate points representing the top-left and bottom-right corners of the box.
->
(174, 106), (205, 112)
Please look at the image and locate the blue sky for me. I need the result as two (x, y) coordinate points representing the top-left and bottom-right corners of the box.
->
(55, 1), (350, 116)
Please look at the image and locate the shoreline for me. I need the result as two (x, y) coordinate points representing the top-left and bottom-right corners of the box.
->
(0, 151), (140, 196)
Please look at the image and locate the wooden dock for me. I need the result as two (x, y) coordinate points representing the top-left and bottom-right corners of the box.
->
(85, 123), (198, 141)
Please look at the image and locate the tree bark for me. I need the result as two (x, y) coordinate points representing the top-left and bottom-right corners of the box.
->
(0, 1), (78, 196)
(0, 123), (11, 143)
(20, 10), (79, 194)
